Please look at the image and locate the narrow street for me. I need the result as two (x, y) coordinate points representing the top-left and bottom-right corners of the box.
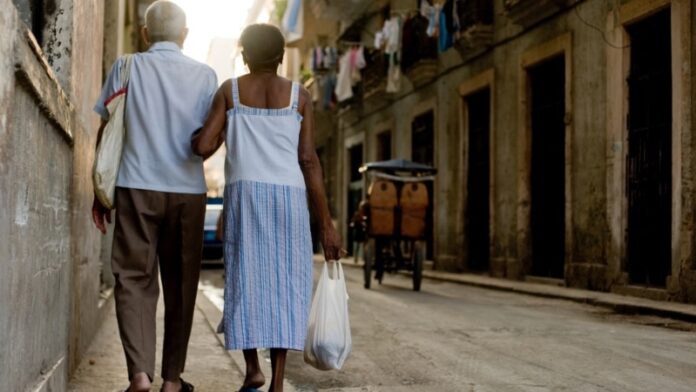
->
(199, 263), (696, 392)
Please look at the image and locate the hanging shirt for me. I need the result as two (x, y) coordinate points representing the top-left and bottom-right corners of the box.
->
(421, 1), (441, 38)
(382, 16), (402, 55)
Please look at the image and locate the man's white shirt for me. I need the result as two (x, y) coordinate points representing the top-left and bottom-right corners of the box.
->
(94, 41), (218, 194)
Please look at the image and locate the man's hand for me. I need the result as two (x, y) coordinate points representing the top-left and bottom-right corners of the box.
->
(321, 224), (347, 261)
(92, 196), (112, 234)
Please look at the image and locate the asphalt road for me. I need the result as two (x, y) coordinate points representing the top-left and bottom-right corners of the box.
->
(199, 263), (696, 392)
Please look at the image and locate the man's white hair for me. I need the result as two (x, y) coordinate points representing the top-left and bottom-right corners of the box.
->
(145, 0), (187, 43)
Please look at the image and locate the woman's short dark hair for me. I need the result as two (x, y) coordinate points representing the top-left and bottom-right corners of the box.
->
(240, 24), (285, 67)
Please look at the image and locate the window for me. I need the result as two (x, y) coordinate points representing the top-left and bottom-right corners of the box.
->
(12, 0), (46, 45)
(376, 131), (392, 161)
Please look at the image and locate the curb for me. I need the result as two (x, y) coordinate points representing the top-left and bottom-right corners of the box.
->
(330, 257), (696, 323)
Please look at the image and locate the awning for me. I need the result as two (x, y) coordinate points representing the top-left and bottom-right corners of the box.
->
(359, 159), (438, 175)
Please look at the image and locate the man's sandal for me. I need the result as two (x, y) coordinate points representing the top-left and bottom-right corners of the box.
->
(158, 378), (194, 392)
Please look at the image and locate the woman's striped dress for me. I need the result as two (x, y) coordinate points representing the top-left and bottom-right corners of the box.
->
(219, 78), (313, 351)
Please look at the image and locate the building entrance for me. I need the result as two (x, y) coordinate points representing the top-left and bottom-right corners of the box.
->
(626, 9), (672, 286)
(529, 55), (566, 279)
(465, 88), (491, 271)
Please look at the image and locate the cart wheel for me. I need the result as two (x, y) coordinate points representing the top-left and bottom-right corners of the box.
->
(412, 241), (424, 291)
(363, 238), (374, 289)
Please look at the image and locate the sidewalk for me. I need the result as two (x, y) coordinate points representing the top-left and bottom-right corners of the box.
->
(68, 294), (245, 392)
(334, 256), (696, 323)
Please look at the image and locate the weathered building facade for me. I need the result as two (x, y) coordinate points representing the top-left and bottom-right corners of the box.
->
(305, 0), (696, 303)
(0, 0), (140, 390)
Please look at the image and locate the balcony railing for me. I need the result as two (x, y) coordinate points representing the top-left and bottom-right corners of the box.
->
(361, 49), (388, 100)
(402, 14), (439, 87)
(504, 0), (569, 26)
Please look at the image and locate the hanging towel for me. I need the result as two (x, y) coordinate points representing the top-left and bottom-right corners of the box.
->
(438, 9), (452, 52)
(282, 0), (304, 43)
(335, 52), (354, 102)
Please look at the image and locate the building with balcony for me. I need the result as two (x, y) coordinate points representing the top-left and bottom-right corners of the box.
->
(301, 0), (696, 303)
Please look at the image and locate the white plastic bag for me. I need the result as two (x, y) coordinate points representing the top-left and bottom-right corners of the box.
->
(93, 55), (133, 210)
(304, 261), (352, 370)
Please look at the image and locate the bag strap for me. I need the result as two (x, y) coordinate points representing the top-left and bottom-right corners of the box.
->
(120, 54), (134, 88)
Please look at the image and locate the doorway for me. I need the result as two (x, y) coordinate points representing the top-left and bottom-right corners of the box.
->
(411, 110), (435, 259)
(465, 88), (490, 271)
(625, 9), (672, 286)
(528, 55), (566, 278)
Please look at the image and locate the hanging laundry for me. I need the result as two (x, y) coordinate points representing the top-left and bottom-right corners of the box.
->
(323, 47), (338, 69)
(282, 0), (303, 43)
(335, 51), (354, 102)
(318, 72), (337, 109)
(380, 16), (402, 55)
(420, 0), (441, 38)
(438, 6), (453, 52)
(374, 31), (385, 49)
(386, 52), (401, 93)
(452, 0), (461, 38)
(350, 46), (366, 85)
(375, 14), (403, 94)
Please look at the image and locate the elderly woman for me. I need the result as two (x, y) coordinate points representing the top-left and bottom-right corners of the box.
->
(192, 24), (344, 392)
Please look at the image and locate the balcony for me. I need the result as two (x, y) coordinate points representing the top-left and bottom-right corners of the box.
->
(361, 49), (388, 100)
(401, 14), (439, 88)
(504, 0), (569, 26)
(310, 0), (389, 21)
(456, 0), (494, 51)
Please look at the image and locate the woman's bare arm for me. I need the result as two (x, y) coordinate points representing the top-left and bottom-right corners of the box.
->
(297, 86), (344, 260)
(192, 81), (230, 159)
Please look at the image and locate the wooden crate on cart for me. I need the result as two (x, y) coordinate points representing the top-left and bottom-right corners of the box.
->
(367, 179), (397, 236)
(400, 182), (428, 239)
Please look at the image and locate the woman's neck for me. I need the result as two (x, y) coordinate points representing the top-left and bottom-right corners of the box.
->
(249, 68), (277, 76)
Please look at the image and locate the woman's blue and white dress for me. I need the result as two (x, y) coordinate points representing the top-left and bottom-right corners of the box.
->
(220, 78), (313, 351)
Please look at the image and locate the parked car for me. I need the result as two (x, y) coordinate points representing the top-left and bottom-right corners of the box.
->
(202, 198), (223, 264)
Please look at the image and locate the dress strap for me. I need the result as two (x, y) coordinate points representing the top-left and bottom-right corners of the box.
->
(290, 82), (300, 111)
(231, 78), (241, 107)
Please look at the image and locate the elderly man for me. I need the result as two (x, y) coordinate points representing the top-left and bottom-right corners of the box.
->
(92, 1), (217, 391)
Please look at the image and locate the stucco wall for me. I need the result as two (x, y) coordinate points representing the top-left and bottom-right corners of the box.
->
(0, 0), (108, 390)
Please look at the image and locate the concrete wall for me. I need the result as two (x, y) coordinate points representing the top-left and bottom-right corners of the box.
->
(0, 0), (109, 390)
(330, 0), (696, 302)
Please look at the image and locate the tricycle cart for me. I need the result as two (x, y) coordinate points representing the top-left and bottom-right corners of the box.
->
(356, 159), (437, 291)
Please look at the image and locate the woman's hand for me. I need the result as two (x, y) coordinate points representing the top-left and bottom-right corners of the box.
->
(321, 224), (346, 261)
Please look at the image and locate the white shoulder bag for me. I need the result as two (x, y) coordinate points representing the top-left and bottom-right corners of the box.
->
(93, 55), (133, 210)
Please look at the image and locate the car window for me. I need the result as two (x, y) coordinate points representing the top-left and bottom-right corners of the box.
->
(204, 209), (221, 226)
